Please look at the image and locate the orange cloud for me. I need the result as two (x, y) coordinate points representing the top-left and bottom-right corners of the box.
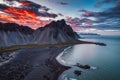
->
(0, 7), (51, 29)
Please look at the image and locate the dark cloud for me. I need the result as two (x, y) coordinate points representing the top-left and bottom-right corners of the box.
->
(95, 0), (120, 7)
(1, 0), (57, 18)
(0, 0), (58, 29)
(58, 13), (64, 16)
(57, 2), (69, 5)
(101, 0), (119, 3)
(66, 17), (96, 27)
(0, 4), (9, 10)
(81, 5), (120, 19)
(79, 10), (103, 18)
(117, 1), (120, 7)
(78, 4), (120, 27)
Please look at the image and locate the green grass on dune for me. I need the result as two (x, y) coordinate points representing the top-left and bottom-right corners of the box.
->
(0, 40), (106, 53)
(0, 41), (81, 52)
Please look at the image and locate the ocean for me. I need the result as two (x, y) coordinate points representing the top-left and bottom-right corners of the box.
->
(58, 35), (120, 80)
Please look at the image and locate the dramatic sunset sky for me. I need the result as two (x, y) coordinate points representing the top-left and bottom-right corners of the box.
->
(0, 0), (120, 33)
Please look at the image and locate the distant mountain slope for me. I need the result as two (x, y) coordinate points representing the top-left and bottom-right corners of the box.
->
(0, 20), (80, 46)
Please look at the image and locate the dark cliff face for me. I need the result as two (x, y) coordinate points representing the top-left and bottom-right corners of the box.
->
(0, 23), (34, 34)
(0, 20), (80, 46)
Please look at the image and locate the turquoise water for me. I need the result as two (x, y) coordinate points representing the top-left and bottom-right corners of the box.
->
(59, 35), (120, 80)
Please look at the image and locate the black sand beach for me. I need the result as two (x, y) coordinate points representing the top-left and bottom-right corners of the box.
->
(0, 46), (71, 80)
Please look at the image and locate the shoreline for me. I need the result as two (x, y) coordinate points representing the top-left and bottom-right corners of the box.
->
(0, 47), (71, 80)
(0, 40), (106, 80)
(0, 40), (106, 53)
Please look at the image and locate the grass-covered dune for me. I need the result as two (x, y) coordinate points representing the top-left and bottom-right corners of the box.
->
(0, 40), (106, 53)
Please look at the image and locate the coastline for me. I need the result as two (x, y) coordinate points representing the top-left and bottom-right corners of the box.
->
(0, 40), (106, 53)
(0, 40), (106, 80)
(0, 46), (71, 80)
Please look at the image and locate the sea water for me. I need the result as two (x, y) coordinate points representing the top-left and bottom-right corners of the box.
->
(59, 35), (120, 80)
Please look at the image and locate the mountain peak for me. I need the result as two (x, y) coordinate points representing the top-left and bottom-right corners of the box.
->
(44, 19), (66, 28)
(37, 19), (79, 39)
(0, 19), (80, 46)
(57, 19), (66, 24)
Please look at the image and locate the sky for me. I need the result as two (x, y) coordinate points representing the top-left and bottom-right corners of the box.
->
(0, 0), (120, 33)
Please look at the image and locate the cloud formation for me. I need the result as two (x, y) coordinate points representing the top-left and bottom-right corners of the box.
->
(95, 0), (120, 7)
(79, 3), (120, 26)
(1, 0), (57, 18)
(67, 2), (120, 30)
(66, 17), (95, 27)
(57, 2), (69, 5)
(0, 0), (58, 29)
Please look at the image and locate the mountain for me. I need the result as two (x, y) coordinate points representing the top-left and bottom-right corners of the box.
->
(0, 20), (80, 46)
